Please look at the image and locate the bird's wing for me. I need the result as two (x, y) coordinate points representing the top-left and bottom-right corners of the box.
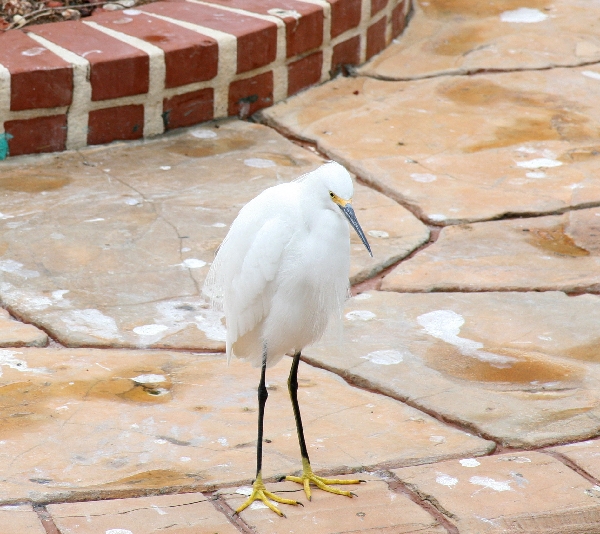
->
(202, 186), (297, 360)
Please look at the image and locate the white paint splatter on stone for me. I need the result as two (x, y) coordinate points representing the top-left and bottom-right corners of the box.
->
(361, 349), (406, 365)
(500, 7), (548, 23)
(191, 129), (217, 139)
(62, 309), (121, 340)
(436, 473), (458, 488)
(583, 71), (600, 80)
(0, 349), (47, 377)
(132, 374), (166, 384)
(517, 158), (562, 169)
(367, 230), (389, 238)
(410, 173), (437, 183)
(470, 475), (512, 492)
(417, 310), (516, 367)
(460, 458), (481, 467)
(0, 259), (39, 279)
(429, 214), (446, 221)
(181, 258), (207, 269)
(353, 293), (371, 300)
(345, 310), (376, 321)
(133, 324), (169, 336)
(244, 158), (276, 168)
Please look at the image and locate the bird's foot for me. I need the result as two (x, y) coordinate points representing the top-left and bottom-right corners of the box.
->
(285, 458), (365, 501)
(235, 474), (302, 517)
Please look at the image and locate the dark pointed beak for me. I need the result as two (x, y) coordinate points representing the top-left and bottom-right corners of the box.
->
(339, 203), (372, 257)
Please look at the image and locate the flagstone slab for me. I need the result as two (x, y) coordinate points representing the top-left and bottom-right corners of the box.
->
(0, 504), (46, 534)
(0, 119), (426, 349)
(550, 439), (600, 482)
(261, 68), (600, 224)
(382, 208), (600, 293)
(305, 290), (600, 447)
(221, 474), (446, 533)
(393, 452), (600, 533)
(360, 0), (600, 80)
(47, 493), (239, 534)
(0, 308), (47, 348)
(0, 347), (491, 504)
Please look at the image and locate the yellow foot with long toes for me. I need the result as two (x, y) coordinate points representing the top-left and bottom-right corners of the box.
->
(285, 458), (365, 501)
(235, 473), (302, 517)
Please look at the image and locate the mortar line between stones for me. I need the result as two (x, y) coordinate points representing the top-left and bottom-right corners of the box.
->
(1, 304), (65, 348)
(377, 469), (459, 534)
(208, 492), (255, 534)
(33, 504), (61, 534)
(356, 57), (600, 83)
(541, 449), (600, 487)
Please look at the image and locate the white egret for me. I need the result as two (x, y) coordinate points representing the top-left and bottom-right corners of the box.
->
(203, 161), (372, 516)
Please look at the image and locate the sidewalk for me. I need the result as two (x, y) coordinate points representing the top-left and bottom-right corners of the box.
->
(3, 0), (600, 532)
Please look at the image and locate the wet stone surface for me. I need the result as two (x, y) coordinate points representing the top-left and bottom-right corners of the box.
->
(0, 348), (491, 503)
(221, 474), (446, 534)
(393, 452), (600, 533)
(47, 493), (240, 534)
(382, 208), (600, 293)
(305, 290), (600, 447)
(360, 0), (600, 79)
(262, 68), (600, 224)
(0, 120), (427, 349)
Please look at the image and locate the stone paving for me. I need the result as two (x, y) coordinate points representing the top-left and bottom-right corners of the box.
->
(3, 1), (600, 533)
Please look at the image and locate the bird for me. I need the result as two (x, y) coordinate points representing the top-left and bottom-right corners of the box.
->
(202, 161), (372, 516)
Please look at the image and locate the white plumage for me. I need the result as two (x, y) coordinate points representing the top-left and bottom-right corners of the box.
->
(203, 161), (370, 367)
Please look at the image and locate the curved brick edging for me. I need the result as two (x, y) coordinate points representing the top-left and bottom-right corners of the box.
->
(0, 0), (410, 158)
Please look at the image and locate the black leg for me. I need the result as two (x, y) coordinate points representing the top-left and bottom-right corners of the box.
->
(288, 351), (310, 463)
(256, 343), (269, 477)
(285, 350), (364, 500)
(235, 344), (300, 516)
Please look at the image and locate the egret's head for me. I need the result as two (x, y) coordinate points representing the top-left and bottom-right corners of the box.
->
(318, 162), (373, 257)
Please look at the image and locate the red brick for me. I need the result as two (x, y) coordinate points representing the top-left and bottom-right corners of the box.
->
(163, 88), (214, 130)
(88, 105), (144, 145)
(91, 10), (218, 88)
(29, 21), (149, 101)
(0, 31), (72, 111)
(142, 1), (277, 74)
(329, 0), (361, 39)
(4, 115), (67, 156)
(366, 16), (386, 60)
(391, 0), (407, 38)
(228, 71), (273, 118)
(206, 0), (323, 57)
(371, 0), (389, 15)
(331, 35), (360, 73)
(288, 51), (322, 96)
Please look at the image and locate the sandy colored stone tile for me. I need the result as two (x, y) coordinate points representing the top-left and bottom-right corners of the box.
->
(360, 0), (600, 80)
(0, 308), (47, 347)
(0, 120), (426, 349)
(262, 69), (600, 224)
(0, 504), (46, 534)
(48, 493), (238, 534)
(0, 347), (490, 504)
(382, 208), (600, 292)
(305, 290), (600, 447)
(221, 474), (446, 533)
(550, 438), (600, 482)
(393, 452), (600, 533)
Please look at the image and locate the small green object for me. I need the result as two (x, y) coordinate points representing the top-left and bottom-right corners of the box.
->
(0, 132), (12, 160)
